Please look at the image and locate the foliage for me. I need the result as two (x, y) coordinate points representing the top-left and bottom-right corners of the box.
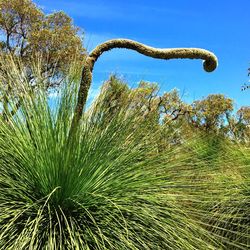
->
(0, 0), (85, 93)
(190, 94), (234, 131)
(97, 76), (250, 144)
(0, 53), (249, 250)
(237, 106), (250, 125)
(180, 134), (250, 249)
(225, 106), (250, 143)
(0, 54), (82, 119)
(0, 65), (230, 249)
(97, 75), (190, 126)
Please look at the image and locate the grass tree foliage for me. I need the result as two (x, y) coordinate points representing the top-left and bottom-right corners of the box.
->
(0, 41), (249, 249)
(0, 69), (220, 249)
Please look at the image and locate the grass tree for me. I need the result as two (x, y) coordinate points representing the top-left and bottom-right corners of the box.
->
(0, 40), (232, 249)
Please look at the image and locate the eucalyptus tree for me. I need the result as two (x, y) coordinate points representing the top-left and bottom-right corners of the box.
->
(0, 0), (85, 116)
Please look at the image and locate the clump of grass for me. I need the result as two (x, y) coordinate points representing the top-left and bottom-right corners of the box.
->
(177, 134), (250, 249)
(0, 56), (249, 249)
(0, 57), (226, 249)
(218, 144), (250, 249)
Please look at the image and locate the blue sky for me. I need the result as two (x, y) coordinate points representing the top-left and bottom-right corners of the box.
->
(34, 0), (250, 108)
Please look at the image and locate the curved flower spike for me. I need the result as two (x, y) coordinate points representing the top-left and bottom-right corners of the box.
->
(72, 39), (218, 129)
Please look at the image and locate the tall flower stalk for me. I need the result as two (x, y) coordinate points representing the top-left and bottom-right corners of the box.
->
(72, 39), (218, 129)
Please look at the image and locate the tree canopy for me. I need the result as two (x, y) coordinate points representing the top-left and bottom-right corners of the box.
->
(95, 75), (249, 143)
(0, 0), (85, 89)
(191, 94), (234, 131)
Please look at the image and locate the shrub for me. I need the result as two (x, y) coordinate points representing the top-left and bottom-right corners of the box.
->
(0, 64), (222, 249)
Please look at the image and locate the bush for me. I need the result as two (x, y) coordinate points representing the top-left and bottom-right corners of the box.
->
(0, 59), (249, 249)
